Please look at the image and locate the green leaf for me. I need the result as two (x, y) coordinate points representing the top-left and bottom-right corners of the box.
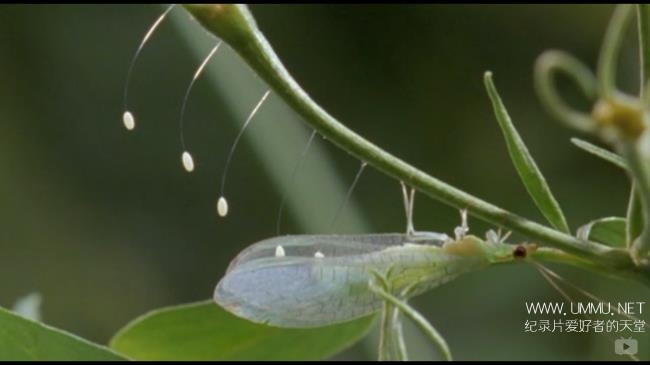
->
(577, 217), (626, 248)
(0, 306), (126, 361)
(484, 72), (570, 233)
(110, 301), (375, 361)
(570, 138), (628, 171)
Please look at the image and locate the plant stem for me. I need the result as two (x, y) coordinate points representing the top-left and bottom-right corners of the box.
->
(638, 5), (650, 94)
(378, 302), (408, 361)
(624, 143), (650, 265)
(377, 301), (391, 361)
(626, 183), (644, 248)
(391, 307), (408, 361)
(369, 283), (452, 361)
(597, 4), (634, 100)
(182, 5), (644, 278)
(631, 4), (650, 265)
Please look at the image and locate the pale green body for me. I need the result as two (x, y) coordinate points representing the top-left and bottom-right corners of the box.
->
(215, 234), (515, 328)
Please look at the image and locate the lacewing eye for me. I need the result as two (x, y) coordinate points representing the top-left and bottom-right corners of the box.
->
(513, 245), (527, 259)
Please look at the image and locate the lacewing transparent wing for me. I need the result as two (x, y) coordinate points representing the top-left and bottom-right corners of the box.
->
(214, 233), (470, 328)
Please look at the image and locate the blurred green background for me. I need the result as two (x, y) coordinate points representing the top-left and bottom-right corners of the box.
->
(1, 4), (648, 360)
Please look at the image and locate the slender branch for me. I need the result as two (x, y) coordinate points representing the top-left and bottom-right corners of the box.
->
(377, 301), (392, 361)
(625, 144), (650, 265)
(182, 5), (643, 275)
(377, 295), (408, 360)
(391, 307), (408, 361)
(630, 4), (650, 265)
(627, 183), (643, 248)
(369, 280), (452, 361)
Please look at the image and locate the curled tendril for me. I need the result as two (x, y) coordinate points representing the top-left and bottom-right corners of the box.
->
(534, 4), (650, 266)
(535, 5), (640, 136)
(534, 50), (598, 133)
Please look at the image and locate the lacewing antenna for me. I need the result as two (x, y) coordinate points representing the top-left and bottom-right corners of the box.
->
(532, 262), (643, 361)
(534, 262), (649, 327)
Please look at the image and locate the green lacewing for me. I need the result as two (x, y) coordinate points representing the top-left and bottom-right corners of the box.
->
(214, 231), (531, 328)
